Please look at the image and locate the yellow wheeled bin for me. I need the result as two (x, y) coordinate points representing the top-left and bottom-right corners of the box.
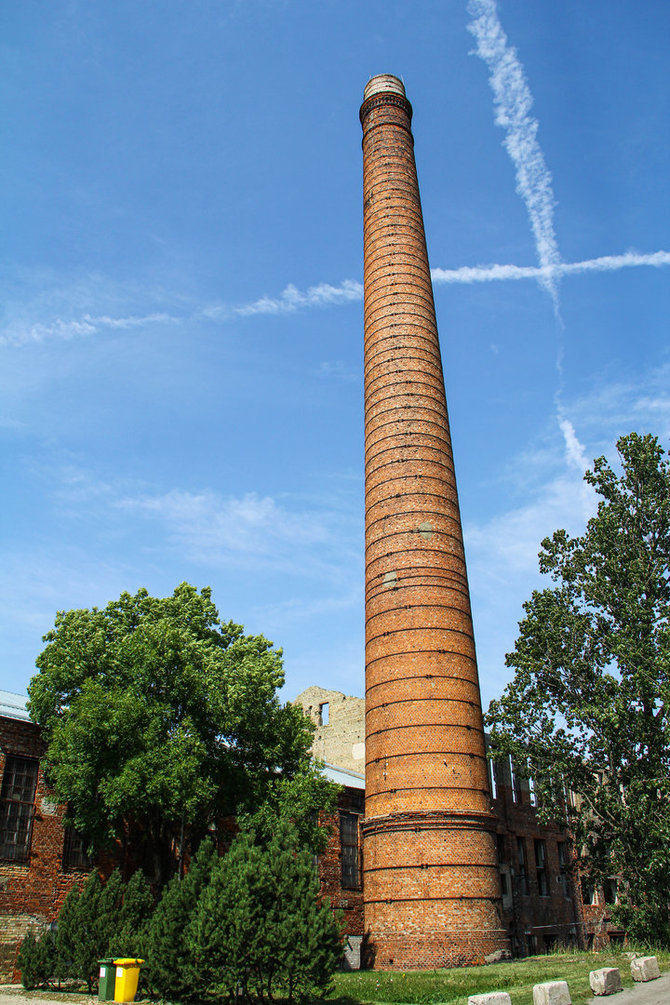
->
(113, 958), (144, 1003)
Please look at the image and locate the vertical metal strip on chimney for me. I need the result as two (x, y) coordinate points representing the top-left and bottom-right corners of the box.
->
(360, 74), (509, 969)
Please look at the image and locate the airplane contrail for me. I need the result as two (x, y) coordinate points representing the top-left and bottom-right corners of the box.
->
(467, 0), (562, 308)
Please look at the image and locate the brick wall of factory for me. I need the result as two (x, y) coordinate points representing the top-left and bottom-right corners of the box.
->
(0, 716), (90, 981)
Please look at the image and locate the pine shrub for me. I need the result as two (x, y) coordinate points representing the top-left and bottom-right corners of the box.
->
(143, 838), (216, 999)
(188, 820), (342, 1003)
(17, 928), (56, 990)
(108, 869), (154, 958)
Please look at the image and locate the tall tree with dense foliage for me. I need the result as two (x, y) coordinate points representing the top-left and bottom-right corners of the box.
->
(28, 583), (317, 886)
(487, 433), (670, 944)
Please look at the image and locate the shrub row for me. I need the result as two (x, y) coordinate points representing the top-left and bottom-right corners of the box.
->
(19, 819), (342, 1004)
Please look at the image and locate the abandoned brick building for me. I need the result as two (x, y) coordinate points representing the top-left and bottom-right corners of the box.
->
(0, 683), (622, 980)
(295, 685), (623, 966)
(0, 690), (92, 981)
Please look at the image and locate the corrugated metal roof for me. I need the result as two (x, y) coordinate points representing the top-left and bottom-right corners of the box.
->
(0, 690), (30, 721)
(322, 762), (365, 790)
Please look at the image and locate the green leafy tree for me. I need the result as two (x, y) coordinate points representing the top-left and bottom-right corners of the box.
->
(28, 583), (315, 886)
(143, 838), (216, 999)
(487, 433), (670, 945)
(188, 819), (342, 1003)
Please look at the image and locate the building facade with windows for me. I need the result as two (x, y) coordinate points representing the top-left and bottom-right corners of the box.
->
(0, 692), (91, 980)
(295, 687), (624, 962)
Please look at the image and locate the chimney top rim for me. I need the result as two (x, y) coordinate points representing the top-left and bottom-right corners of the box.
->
(364, 75), (406, 101)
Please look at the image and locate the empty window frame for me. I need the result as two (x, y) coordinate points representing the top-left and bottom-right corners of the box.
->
(318, 702), (329, 726)
(487, 755), (498, 800)
(603, 877), (618, 905)
(581, 877), (596, 905)
(557, 841), (571, 898)
(340, 812), (361, 889)
(509, 756), (522, 803)
(517, 837), (529, 895)
(0, 756), (39, 863)
(535, 839), (549, 896)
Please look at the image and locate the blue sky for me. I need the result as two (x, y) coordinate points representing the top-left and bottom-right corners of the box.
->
(2, 0), (669, 709)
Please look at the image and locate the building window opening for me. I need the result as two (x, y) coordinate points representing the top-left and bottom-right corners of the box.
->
(581, 877), (596, 905)
(0, 756), (39, 863)
(557, 841), (571, 898)
(62, 824), (93, 872)
(510, 756), (522, 803)
(340, 812), (360, 889)
(535, 839), (549, 896)
(517, 837), (529, 895)
(603, 877), (618, 905)
(319, 702), (329, 726)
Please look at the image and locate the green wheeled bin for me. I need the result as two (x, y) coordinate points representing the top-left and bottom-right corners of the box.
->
(98, 959), (117, 1001)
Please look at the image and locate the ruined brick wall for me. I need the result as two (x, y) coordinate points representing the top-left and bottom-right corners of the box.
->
(0, 716), (90, 982)
(293, 687), (365, 773)
(489, 754), (584, 956)
(360, 74), (509, 969)
(318, 787), (365, 940)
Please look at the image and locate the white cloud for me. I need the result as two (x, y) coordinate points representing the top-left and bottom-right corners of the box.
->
(233, 279), (363, 316)
(314, 360), (358, 381)
(467, 0), (561, 307)
(114, 485), (359, 580)
(0, 311), (180, 348)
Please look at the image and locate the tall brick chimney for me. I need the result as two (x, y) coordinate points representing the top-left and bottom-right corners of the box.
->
(360, 75), (509, 969)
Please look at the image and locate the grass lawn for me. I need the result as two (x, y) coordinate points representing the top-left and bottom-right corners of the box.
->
(329, 949), (670, 1005)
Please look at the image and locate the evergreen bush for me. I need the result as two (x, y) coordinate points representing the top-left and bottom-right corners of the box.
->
(108, 869), (154, 959)
(17, 928), (56, 990)
(65, 870), (105, 992)
(188, 820), (342, 1003)
(53, 868), (155, 991)
(143, 837), (216, 999)
(53, 881), (81, 981)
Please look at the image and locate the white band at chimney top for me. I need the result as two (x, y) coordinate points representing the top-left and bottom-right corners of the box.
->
(363, 75), (405, 101)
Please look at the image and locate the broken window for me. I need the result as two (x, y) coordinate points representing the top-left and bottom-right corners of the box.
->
(603, 877), (618, 905)
(509, 756), (522, 803)
(535, 839), (549, 896)
(62, 824), (93, 872)
(0, 756), (39, 863)
(557, 841), (571, 898)
(517, 836), (529, 895)
(340, 811), (360, 889)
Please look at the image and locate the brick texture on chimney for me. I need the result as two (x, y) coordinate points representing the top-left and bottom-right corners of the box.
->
(360, 75), (510, 969)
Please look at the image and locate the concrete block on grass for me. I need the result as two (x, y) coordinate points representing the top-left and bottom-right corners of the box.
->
(468, 994), (511, 1005)
(631, 956), (661, 982)
(590, 968), (623, 996)
(532, 981), (571, 1005)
